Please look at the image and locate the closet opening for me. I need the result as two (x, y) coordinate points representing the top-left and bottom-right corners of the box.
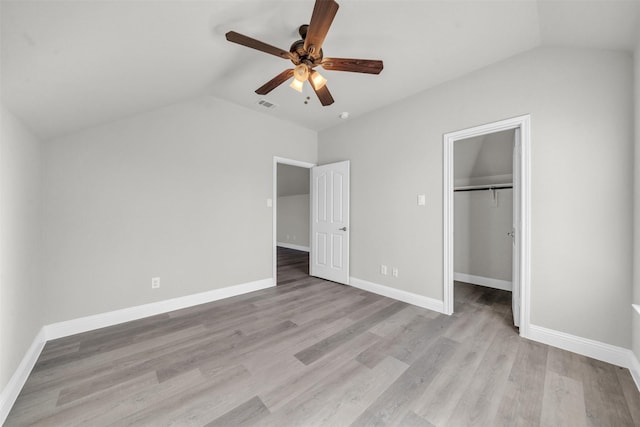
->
(454, 130), (516, 328)
(443, 115), (531, 336)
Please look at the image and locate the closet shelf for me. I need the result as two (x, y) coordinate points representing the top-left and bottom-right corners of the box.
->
(454, 183), (512, 192)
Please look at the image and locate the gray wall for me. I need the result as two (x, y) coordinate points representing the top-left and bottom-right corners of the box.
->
(454, 130), (514, 187)
(277, 195), (310, 248)
(634, 40), (640, 362)
(318, 47), (634, 348)
(277, 164), (310, 197)
(42, 96), (317, 324)
(0, 105), (43, 391)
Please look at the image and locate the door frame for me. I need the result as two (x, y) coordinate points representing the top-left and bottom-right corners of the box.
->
(442, 115), (531, 337)
(272, 156), (316, 284)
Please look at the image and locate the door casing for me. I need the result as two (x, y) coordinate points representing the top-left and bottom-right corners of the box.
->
(442, 115), (531, 337)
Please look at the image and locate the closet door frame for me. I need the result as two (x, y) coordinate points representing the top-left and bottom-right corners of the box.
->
(442, 115), (531, 338)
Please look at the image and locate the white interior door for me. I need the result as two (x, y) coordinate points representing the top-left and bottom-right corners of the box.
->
(310, 161), (350, 284)
(512, 130), (521, 327)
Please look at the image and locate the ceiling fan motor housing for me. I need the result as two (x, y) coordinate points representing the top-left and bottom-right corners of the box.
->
(290, 34), (323, 66)
(298, 24), (309, 39)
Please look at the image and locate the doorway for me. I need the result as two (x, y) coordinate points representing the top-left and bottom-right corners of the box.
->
(273, 157), (351, 286)
(272, 157), (315, 285)
(443, 115), (531, 337)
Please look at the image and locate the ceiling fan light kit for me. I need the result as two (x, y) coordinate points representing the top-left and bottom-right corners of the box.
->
(225, 0), (383, 107)
(293, 64), (310, 83)
(309, 70), (327, 90)
(289, 78), (304, 93)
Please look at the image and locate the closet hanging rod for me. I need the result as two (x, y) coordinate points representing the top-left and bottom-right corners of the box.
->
(454, 183), (513, 192)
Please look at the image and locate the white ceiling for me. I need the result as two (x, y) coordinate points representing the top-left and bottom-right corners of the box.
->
(1, 1), (639, 140)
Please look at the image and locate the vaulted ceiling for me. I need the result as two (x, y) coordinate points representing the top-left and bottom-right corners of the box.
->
(1, 1), (639, 140)
(455, 130), (514, 185)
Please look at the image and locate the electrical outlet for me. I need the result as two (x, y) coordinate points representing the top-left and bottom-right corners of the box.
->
(392, 268), (399, 278)
(381, 265), (388, 275)
(151, 277), (160, 289)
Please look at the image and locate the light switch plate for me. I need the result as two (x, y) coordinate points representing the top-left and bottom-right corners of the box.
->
(267, 198), (273, 208)
(417, 194), (426, 206)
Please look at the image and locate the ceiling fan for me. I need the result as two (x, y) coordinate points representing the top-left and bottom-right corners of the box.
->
(225, 0), (383, 106)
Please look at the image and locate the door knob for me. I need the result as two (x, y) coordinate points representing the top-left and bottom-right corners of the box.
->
(339, 227), (347, 231)
(507, 231), (515, 237)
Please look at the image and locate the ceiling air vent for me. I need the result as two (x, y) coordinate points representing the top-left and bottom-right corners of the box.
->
(257, 99), (277, 109)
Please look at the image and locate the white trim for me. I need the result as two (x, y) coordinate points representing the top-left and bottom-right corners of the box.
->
(276, 242), (310, 252)
(454, 272), (512, 292)
(44, 278), (273, 340)
(349, 277), (444, 313)
(273, 157), (316, 170)
(528, 324), (637, 370)
(632, 306), (640, 390)
(443, 115), (531, 337)
(519, 117), (532, 338)
(273, 157), (315, 285)
(528, 324), (640, 392)
(443, 131), (455, 315)
(630, 351), (640, 391)
(0, 328), (47, 425)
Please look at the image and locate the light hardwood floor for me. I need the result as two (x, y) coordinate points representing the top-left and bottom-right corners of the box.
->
(6, 247), (640, 426)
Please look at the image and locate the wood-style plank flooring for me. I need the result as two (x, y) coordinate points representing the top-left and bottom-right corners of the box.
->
(6, 247), (640, 426)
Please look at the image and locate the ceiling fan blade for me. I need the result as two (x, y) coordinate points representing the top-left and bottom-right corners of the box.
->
(304, 0), (339, 59)
(255, 69), (295, 95)
(309, 80), (335, 106)
(321, 58), (384, 74)
(226, 31), (293, 61)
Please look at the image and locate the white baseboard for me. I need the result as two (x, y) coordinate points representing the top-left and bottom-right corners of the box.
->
(629, 351), (640, 391)
(349, 277), (444, 313)
(0, 328), (47, 425)
(629, 305), (640, 389)
(45, 278), (274, 340)
(0, 278), (274, 424)
(454, 272), (512, 292)
(528, 324), (639, 385)
(277, 242), (310, 252)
